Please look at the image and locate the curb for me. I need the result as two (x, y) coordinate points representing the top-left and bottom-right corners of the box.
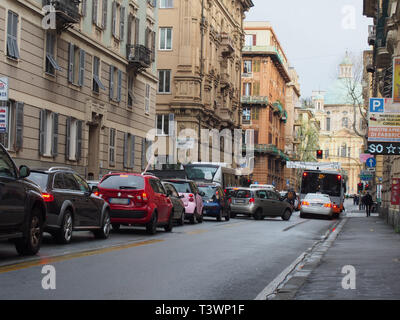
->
(268, 217), (348, 300)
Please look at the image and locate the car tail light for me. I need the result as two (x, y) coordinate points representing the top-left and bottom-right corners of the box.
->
(302, 201), (310, 206)
(228, 198), (232, 204)
(333, 204), (338, 209)
(249, 198), (255, 203)
(189, 194), (195, 202)
(42, 193), (54, 202)
(137, 193), (148, 202)
(324, 203), (332, 208)
(93, 191), (100, 197)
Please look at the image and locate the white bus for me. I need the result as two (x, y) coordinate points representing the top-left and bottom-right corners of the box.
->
(184, 163), (238, 188)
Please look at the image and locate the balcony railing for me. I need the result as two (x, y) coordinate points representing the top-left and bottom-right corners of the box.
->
(241, 96), (269, 105)
(127, 45), (152, 71)
(42, 0), (80, 26)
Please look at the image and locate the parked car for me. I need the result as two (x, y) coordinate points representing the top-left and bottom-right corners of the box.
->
(230, 188), (292, 221)
(162, 181), (185, 226)
(163, 179), (204, 224)
(98, 173), (174, 234)
(28, 167), (111, 244)
(0, 144), (46, 255)
(197, 183), (230, 221)
(300, 193), (335, 219)
(224, 187), (239, 218)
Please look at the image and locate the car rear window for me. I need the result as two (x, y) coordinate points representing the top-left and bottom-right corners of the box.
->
(198, 186), (217, 199)
(99, 174), (145, 190)
(305, 194), (330, 201)
(29, 172), (49, 190)
(167, 181), (193, 193)
(234, 190), (252, 198)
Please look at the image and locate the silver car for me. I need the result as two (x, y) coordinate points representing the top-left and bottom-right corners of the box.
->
(300, 193), (334, 219)
(230, 188), (292, 221)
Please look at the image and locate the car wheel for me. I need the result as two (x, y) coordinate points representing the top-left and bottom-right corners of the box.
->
(197, 214), (203, 223)
(225, 208), (230, 221)
(94, 210), (111, 239)
(15, 207), (43, 256)
(254, 208), (262, 220)
(56, 210), (73, 244)
(177, 209), (185, 226)
(190, 210), (198, 224)
(282, 209), (292, 221)
(164, 212), (174, 232)
(112, 223), (120, 231)
(146, 212), (158, 235)
(300, 212), (307, 219)
(230, 211), (237, 218)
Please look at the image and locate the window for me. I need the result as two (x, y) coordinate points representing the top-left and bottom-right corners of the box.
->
(109, 128), (116, 166)
(268, 133), (272, 144)
(340, 144), (347, 158)
(243, 60), (252, 73)
(145, 84), (151, 114)
(324, 149), (329, 159)
(63, 173), (80, 191)
(326, 117), (331, 131)
(93, 56), (105, 93)
(251, 107), (259, 120)
(7, 11), (19, 60)
(68, 43), (85, 86)
(66, 117), (83, 161)
(53, 173), (65, 189)
(243, 83), (251, 96)
(109, 65), (122, 102)
(127, 14), (140, 46)
(156, 114), (175, 136)
(45, 32), (61, 75)
(0, 101), (24, 152)
(159, 27), (172, 50)
(123, 133), (136, 168)
(158, 70), (171, 93)
(112, 1), (126, 40)
(39, 110), (58, 157)
(253, 60), (260, 72)
(92, 0), (108, 29)
(160, 0), (173, 8)
(127, 75), (135, 107)
(253, 82), (260, 96)
(242, 108), (251, 122)
(244, 34), (255, 46)
(342, 117), (349, 128)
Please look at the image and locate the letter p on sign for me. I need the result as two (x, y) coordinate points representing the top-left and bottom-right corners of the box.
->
(369, 98), (384, 113)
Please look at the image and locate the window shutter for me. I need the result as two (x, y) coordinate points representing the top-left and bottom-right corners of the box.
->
(151, 31), (156, 62)
(109, 65), (114, 99)
(82, 0), (87, 17)
(145, 27), (150, 48)
(65, 117), (71, 160)
(120, 6), (125, 41)
(141, 138), (146, 170)
(168, 113), (175, 137)
(39, 109), (46, 156)
(134, 18), (140, 45)
(112, 1), (117, 37)
(76, 120), (83, 161)
(127, 14), (133, 45)
(102, 0), (108, 29)
(109, 128), (115, 166)
(92, 0), (98, 25)
(130, 135), (135, 168)
(252, 34), (256, 46)
(52, 113), (59, 157)
(78, 49), (85, 87)
(68, 43), (74, 83)
(123, 132), (128, 168)
(117, 69), (122, 102)
(15, 102), (24, 152)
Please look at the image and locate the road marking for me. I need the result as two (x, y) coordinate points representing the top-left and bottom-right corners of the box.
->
(0, 239), (164, 274)
(185, 229), (208, 235)
(282, 220), (309, 232)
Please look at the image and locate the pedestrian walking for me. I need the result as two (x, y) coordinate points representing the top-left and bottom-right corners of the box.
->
(363, 192), (373, 217)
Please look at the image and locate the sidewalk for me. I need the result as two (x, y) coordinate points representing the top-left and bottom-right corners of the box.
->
(294, 209), (400, 300)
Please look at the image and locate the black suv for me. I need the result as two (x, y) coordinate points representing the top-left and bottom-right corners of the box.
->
(0, 144), (46, 255)
(28, 167), (111, 244)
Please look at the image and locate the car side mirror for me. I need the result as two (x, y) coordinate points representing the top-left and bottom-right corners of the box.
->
(91, 185), (99, 193)
(166, 190), (172, 197)
(19, 165), (30, 179)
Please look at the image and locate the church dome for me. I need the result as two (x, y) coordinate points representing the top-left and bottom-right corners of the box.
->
(324, 77), (362, 105)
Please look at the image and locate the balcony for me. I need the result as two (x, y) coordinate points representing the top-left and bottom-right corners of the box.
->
(127, 45), (152, 72)
(42, 0), (80, 31)
(220, 33), (234, 57)
(241, 96), (269, 106)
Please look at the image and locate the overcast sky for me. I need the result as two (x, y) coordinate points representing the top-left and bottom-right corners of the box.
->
(245, 0), (373, 98)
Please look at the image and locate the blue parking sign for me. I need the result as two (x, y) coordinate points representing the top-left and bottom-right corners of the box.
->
(369, 98), (384, 113)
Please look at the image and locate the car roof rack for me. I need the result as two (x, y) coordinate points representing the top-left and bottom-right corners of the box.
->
(48, 166), (74, 172)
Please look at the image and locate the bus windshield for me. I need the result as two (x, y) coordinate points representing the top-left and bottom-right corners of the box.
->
(184, 165), (218, 181)
(301, 172), (342, 197)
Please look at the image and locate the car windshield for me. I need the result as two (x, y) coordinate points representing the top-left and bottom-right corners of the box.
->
(28, 172), (48, 190)
(167, 181), (193, 193)
(99, 175), (144, 190)
(234, 190), (252, 198)
(198, 186), (217, 200)
(185, 166), (218, 181)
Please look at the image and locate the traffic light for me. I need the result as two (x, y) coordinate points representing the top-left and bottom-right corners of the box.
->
(357, 182), (363, 192)
(365, 183), (370, 190)
(316, 150), (323, 159)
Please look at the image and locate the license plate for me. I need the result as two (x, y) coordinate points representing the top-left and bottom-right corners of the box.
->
(109, 198), (129, 205)
(235, 200), (245, 204)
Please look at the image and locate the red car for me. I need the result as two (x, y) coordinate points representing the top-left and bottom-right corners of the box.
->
(98, 173), (173, 234)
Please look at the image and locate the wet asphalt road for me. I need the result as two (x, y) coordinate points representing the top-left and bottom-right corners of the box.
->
(0, 208), (340, 300)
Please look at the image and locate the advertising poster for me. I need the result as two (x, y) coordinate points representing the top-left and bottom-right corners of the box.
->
(391, 178), (400, 205)
(393, 58), (400, 103)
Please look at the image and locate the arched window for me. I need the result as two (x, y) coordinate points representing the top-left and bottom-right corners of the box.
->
(342, 117), (349, 128)
(341, 144), (347, 157)
(326, 117), (331, 131)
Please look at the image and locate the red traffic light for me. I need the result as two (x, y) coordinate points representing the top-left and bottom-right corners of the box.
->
(316, 150), (323, 159)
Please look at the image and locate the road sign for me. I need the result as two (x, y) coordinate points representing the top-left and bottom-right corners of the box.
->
(369, 98), (384, 113)
(0, 78), (8, 101)
(367, 167), (376, 172)
(366, 158), (376, 168)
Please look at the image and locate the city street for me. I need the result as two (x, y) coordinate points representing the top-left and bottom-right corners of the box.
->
(0, 209), (337, 300)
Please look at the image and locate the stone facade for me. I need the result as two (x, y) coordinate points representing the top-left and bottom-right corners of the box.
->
(0, 0), (158, 180)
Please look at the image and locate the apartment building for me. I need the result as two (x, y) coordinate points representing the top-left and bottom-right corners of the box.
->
(154, 0), (254, 166)
(0, 0), (158, 180)
(241, 21), (291, 189)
